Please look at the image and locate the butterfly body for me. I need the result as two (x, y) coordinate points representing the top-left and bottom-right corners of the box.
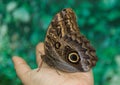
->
(41, 8), (98, 72)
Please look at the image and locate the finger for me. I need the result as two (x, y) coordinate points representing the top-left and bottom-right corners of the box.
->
(36, 43), (44, 65)
(80, 70), (93, 85)
(84, 70), (94, 85)
(12, 56), (31, 81)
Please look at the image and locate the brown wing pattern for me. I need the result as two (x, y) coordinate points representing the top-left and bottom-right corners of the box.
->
(42, 8), (98, 72)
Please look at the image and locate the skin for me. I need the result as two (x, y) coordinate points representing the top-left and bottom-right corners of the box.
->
(12, 43), (94, 85)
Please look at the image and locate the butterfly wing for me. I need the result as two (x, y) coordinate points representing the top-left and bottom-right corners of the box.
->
(42, 8), (98, 72)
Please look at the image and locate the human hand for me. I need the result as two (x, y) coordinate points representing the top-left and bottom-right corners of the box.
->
(12, 43), (94, 85)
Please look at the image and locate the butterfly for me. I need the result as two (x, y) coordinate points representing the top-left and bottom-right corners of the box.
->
(41, 8), (98, 72)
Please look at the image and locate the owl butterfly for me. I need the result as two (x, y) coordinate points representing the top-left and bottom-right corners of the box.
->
(41, 8), (98, 72)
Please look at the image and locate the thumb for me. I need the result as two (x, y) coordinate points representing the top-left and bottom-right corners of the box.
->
(12, 56), (31, 84)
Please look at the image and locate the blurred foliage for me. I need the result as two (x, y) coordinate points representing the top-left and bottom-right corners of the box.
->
(0, 0), (120, 85)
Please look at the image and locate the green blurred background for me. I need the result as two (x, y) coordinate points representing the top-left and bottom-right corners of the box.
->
(0, 0), (120, 85)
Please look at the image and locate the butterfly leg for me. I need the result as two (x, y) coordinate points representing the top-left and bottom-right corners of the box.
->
(53, 61), (61, 75)
(37, 59), (43, 72)
(55, 68), (61, 75)
(37, 51), (44, 72)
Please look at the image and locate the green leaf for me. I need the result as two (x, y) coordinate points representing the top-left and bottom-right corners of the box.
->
(107, 10), (120, 21)
(6, 1), (17, 12)
(13, 6), (30, 22)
